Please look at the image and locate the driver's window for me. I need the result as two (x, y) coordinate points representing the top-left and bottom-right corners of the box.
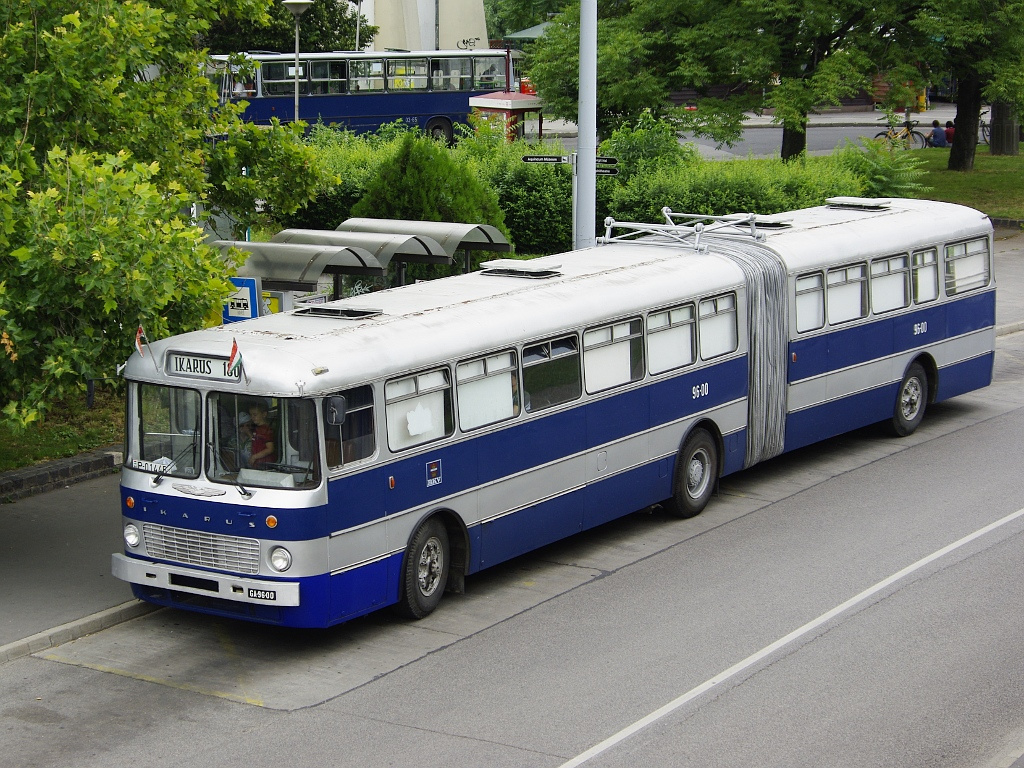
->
(325, 385), (376, 469)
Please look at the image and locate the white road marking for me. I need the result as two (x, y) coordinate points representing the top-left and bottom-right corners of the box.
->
(559, 505), (1024, 768)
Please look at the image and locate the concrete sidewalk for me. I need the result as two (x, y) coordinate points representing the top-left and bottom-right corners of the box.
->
(1, 225), (1022, 665)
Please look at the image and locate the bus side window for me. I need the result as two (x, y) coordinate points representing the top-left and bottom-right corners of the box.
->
(944, 238), (990, 295)
(523, 335), (582, 413)
(912, 248), (939, 303)
(698, 293), (739, 359)
(456, 351), (520, 430)
(325, 385), (375, 468)
(870, 255), (910, 314)
(583, 318), (644, 393)
(826, 264), (868, 325)
(795, 273), (825, 332)
(385, 369), (454, 451)
(648, 304), (696, 373)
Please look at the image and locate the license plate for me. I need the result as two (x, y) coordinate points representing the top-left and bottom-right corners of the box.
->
(248, 588), (276, 601)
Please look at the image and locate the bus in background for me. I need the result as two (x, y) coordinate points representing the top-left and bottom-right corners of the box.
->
(211, 48), (523, 142)
(112, 198), (995, 628)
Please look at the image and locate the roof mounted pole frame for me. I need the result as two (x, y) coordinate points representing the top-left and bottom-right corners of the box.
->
(599, 207), (776, 251)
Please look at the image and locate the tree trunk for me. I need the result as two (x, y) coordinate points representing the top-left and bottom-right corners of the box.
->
(990, 101), (1020, 156)
(948, 72), (982, 171)
(780, 115), (808, 161)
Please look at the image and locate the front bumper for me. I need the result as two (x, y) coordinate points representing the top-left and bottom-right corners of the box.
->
(112, 553), (300, 607)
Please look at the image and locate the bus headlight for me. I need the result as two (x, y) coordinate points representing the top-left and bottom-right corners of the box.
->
(123, 524), (141, 548)
(269, 546), (292, 572)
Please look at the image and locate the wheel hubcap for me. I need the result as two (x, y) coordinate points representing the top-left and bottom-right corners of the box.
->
(687, 449), (711, 499)
(901, 378), (922, 421)
(417, 536), (443, 597)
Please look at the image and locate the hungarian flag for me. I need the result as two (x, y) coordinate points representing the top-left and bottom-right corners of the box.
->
(135, 326), (147, 357)
(227, 338), (243, 376)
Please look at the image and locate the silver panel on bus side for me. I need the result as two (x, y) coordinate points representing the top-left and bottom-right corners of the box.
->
(787, 328), (995, 414)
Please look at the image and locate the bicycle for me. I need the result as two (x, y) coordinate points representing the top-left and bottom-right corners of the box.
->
(875, 117), (927, 149)
(979, 110), (991, 145)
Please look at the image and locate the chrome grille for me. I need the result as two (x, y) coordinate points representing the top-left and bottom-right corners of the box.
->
(142, 523), (260, 575)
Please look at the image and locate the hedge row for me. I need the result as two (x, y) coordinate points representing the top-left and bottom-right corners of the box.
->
(284, 117), (927, 257)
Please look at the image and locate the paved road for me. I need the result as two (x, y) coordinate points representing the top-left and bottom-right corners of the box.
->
(3, 297), (1024, 767)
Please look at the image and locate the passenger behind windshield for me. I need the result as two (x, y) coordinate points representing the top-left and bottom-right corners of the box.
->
(207, 392), (321, 489)
(247, 401), (277, 467)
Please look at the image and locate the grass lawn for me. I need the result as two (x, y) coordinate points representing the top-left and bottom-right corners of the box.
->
(916, 146), (1024, 220)
(0, 389), (123, 473)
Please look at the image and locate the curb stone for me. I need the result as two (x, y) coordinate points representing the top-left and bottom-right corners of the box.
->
(0, 447), (122, 503)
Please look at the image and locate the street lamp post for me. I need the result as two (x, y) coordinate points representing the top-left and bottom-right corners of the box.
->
(282, 0), (314, 123)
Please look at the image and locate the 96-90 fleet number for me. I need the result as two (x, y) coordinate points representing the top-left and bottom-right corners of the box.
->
(248, 589), (276, 601)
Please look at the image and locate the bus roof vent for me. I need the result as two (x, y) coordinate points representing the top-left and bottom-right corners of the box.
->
(826, 197), (893, 211)
(293, 306), (382, 320)
(479, 259), (562, 279)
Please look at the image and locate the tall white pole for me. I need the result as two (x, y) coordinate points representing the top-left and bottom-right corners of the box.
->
(282, 1), (313, 123)
(574, 0), (598, 250)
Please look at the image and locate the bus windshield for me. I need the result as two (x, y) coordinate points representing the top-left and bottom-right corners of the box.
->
(131, 384), (202, 479)
(207, 392), (321, 490)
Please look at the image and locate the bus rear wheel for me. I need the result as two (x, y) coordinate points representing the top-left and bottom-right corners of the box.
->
(396, 517), (450, 619)
(426, 117), (453, 143)
(666, 428), (718, 519)
(889, 362), (928, 437)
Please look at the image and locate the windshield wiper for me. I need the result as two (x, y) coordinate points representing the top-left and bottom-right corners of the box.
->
(207, 439), (253, 498)
(151, 438), (199, 487)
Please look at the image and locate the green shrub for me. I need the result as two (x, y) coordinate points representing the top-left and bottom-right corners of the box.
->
(832, 138), (929, 198)
(609, 154), (862, 223)
(281, 124), (396, 230)
(351, 132), (507, 281)
(598, 110), (700, 181)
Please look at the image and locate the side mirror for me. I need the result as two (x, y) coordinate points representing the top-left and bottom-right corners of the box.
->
(325, 395), (347, 426)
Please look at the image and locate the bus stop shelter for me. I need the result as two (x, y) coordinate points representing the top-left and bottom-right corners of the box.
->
(335, 218), (511, 274)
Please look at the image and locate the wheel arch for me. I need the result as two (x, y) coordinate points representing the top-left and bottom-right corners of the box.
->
(909, 353), (938, 404)
(676, 418), (726, 478)
(406, 507), (469, 594)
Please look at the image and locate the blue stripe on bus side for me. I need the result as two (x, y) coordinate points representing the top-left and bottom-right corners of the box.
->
(784, 350), (994, 452)
(327, 354), (750, 532)
(789, 290), (995, 382)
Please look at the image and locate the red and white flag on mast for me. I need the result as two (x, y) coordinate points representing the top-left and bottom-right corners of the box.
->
(135, 326), (147, 357)
(227, 338), (243, 377)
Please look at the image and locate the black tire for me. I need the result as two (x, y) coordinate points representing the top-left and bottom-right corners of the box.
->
(665, 428), (718, 519)
(395, 518), (449, 619)
(425, 117), (453, 143)
(889, 362), (928, 437)
(910, 131), (927, 149)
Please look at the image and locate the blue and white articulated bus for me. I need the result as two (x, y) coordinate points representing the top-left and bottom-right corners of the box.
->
(112, 198), (996, 628)
(211, 48), (523, 142)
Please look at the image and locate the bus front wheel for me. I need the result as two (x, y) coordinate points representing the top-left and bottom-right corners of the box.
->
(889, 362), (928, 437)
(396, 517), (450, 619)
(666, 428), (718, 519)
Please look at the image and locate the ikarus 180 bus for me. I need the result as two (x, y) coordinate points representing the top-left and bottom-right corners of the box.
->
(112, 198), (996, 628)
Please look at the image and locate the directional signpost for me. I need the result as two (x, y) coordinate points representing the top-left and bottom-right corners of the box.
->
(522, 154), (618, 174)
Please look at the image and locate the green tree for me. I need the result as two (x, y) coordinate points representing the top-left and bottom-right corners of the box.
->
(914, 0), (1024, 170)
(529, 0), (924, 158)
(0, 149), (243, 427)
(204, 0), (376, 53)
(351, 132), (508, 281)
(0, 0), (323, 426)
(483, 0), (567, 39)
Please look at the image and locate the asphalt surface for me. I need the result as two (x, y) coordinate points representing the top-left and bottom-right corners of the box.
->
(1, 220), (1021, 667)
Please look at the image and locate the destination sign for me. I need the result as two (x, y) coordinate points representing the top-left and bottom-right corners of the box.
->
(167, 353), (242, 382)
(595, 167), (620, 175)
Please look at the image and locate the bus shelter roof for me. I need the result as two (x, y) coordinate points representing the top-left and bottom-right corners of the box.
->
(215, 240), (388, 291)
(335, 218), (511, 258)
(271, 228), (452, 265)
